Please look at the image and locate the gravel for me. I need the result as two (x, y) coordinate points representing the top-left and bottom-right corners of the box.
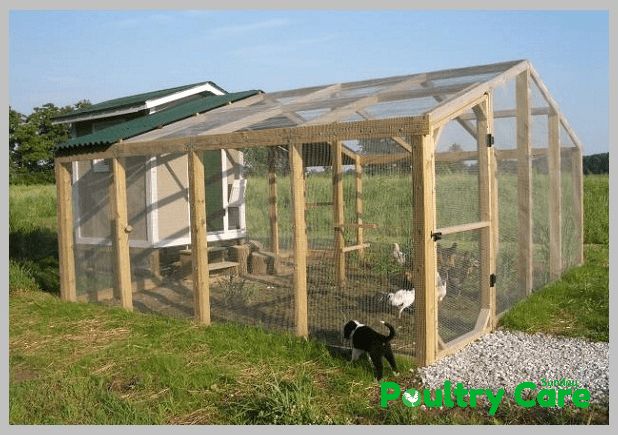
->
(417, 330), (609, 405)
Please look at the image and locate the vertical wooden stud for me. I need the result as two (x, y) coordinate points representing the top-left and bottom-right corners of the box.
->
(548, 110), (562, 279)
(476, 96), (496, 330)
(354, 154), (365, 258)
(55, 161), (77, 302)
(516, 70), (533, 295)
(267, 148), (280, 256)
(289, 143), (308, 337)
(412, 133), (438, 367)
(572, 146), (584, 265)
(111, 157), (133, 310)
(332, 140), (346, 286)
(188, 150), (211, 325)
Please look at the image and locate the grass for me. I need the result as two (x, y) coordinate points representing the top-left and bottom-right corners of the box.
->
(8, 174), (608, 424)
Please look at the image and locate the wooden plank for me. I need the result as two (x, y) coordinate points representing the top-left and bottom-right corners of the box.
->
(56, 116), (431, 163)
(334, 223), (379, 230)
(306, 201), (333, 208)
(208, 261), (239, 272)
(110, 158), (133, 310)
(355, 154), (365, 257)
(428, 60), (529, 125)
(457, 106), (551, 121)
(187, 150), (211, 325)
(289, 143), (308, 337)
(572, 147), (584, 265)
(437, 328), (486, 360)
(529, 64), (584, 151)
(411, 134), (438, 367)
(422, 79), (477, 139)
(435, 221), (490, 237)
(342, 243), (371, 253)
(516, 70), (533, 296)
(267, 149), (279, 256)
(361, 152), (410, 166)
(332, 140), (346, 286)
(548, 109), (562, 280)
(476, 96), (496, 330)
(306, 75), (433, 125)
(54, 161), (77, 302)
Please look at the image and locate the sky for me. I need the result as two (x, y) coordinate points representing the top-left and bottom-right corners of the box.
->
(8, 10), (609, 154)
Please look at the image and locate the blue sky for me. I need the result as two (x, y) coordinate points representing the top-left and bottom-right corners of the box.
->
(9, 10), (609, 154)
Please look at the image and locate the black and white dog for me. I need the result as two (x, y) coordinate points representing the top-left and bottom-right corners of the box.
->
(343, 320), (399, 381)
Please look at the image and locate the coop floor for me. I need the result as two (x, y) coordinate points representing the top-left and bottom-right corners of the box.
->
(90, 264), (482, 359)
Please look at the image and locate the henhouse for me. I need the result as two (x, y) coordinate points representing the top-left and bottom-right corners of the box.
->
(53, 60), (584, 366)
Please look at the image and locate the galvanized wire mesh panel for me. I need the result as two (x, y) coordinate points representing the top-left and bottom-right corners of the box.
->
(531, 154), (551, 290)
(71, 158), (117, 305)
(437, 231), (482, 343)
(495, 158), (523, 313)
(560, 128), (579, 271)
(300, 140), (416, 356)
(434, 111), (483, 345)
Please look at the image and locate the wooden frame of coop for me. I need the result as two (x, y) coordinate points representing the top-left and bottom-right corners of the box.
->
(54, 60), (584, 366)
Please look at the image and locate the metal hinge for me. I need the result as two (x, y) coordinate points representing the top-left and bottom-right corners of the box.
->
(431, 231), (442, 241)
(487, 133), (495, 147)
(490, 273), (497, 287)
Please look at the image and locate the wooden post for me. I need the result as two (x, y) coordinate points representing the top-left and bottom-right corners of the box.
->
(412, 133), (438, 366)
(475, 97), (496, 330)
(267, 148), (280, 256)
(188, 150), (211, 325)
(548, 110), (562, 279)
(354, 154), (365, 258)
(516, 70), (533, 295)
(110, 157), (133, 310)
(55, 161), (77, 302)
(572, 146), (584, 265)
(332, 140), (346, 286)
(289, 143), (308, 337)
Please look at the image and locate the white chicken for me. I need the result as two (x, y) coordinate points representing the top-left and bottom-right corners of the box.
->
(387, 289), (415, 318)
(436, 271), (448, 303)
(392, 243), (406, 266)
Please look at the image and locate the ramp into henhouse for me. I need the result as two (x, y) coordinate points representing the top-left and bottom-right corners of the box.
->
(54, 59), (583, 366)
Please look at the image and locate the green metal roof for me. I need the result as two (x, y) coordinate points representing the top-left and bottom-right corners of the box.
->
(55, 90), (260, 152)
(52, 81), (225, 121)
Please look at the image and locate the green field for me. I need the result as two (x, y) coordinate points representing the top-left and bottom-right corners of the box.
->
(8, 174), (608, 424)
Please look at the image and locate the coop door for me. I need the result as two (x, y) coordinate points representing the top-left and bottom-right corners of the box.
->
(202, 150), (225, 232)
(433, 98), (496, 354)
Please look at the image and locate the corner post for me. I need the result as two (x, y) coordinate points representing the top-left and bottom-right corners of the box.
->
(516, 69), (534, 295)
(572, 146), (584, 265)
(111, 157), (133, 310)
(332, 140), (346, 287)
(412, 133), (438, 366)
(55, 160), (77, 302)
(476, 95), (496, 330)
(188, 150), (211, 325)
(289, 142), (308, 337)
(354, 154), (365, 258)
(548, 110), (562, 279)
(267, 148), (280, 256)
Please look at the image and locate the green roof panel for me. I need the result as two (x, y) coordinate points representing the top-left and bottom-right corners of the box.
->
(55, 90), (260, 152)
(52, 81), (224, 121)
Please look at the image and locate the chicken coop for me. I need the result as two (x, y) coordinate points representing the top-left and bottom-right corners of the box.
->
(54, 59), (584, 366)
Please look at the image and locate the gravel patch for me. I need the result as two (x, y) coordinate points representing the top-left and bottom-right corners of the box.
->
(418, 330), (609, 405)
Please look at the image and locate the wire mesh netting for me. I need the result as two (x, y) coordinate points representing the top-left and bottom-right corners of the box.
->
(560, 128), (579, 271)
(434, 107), (484, 345)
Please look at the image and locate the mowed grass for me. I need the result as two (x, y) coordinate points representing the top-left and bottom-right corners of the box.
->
(500, 175), (609, 341)
(8, 174), (609, 424)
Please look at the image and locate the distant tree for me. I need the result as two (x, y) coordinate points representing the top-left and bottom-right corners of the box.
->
(583, 153), (609, 174)
(9, 100), (92, 184)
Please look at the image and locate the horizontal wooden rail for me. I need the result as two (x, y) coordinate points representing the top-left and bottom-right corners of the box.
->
(333, 223), (379, 230)
(434, 221), (489, 237)
(342, 243), (371, 253)
(306, 201), (333, 208)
